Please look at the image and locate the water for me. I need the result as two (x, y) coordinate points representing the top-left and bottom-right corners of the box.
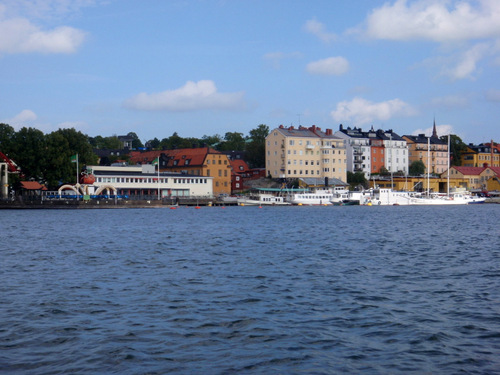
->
(1, 205), (499, 374)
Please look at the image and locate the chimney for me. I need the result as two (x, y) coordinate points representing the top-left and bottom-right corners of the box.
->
(279, 124), (284, 129)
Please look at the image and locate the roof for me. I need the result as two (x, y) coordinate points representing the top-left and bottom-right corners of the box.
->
(20, 181), (47, 190)
(403, 134), (446, 145)
(129, 150), (163, 164)
(452, 166), (486, 175)
(300, 177), (348, 186)
(274, 125), (340, 139)
(163, 147), (222, 167)
(229, 159), (250, 173)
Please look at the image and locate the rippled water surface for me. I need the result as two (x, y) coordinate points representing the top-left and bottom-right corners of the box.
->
(1, 205), (499, 374)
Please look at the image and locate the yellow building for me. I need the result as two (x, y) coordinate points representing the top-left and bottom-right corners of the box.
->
(460, 141), (499, 167)
(266, 125), (347, 183)
(129, 147), (231, 196)
(403, 123), (448, 174)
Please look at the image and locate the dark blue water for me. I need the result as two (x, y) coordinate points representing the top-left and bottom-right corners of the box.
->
(1, 205), (499, 374)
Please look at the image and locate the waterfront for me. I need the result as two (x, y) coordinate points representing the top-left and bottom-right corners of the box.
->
(1, 205), (499, 374)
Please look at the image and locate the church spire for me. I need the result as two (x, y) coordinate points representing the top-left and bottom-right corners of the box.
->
(432, 118), (438, 138)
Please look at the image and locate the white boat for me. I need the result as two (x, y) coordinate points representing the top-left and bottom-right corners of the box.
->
(370, 188), (413, 206)
(330, 190), (372, 205)
(408, 191), (486, 205)
(287, 187), (347, 205)
(237, 193), (290, 206)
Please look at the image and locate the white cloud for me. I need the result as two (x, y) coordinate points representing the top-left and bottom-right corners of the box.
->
(330, 97), (416, 125)
(6, 109), (38, 126)
(0, 3), (86, 54)
(303, 19), (336, 43)
(444, 42), (489, 80)
(124, 80), (247, 112)
(306, 57), (349, 76)
(364, 0), (500, 42)
(412, 124), (454, 137)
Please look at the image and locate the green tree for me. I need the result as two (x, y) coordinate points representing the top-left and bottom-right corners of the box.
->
(245, 124), (269, 168)
(0, 123), (15, 154)
(127, 132), (144, 149)
(409, 160), (426, 175)
(347, 171), (368, 189)
(201, 134), (222, 147)
(440, 134), (466, 166)
(218, 132), (246, 151)
(10, 127), (46, 182)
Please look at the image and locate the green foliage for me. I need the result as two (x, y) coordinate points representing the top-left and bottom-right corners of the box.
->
(127, 132), (144, 148)
(347, 171), (368, 189)
(0, 123), (15, 153)
(409, 160), (426, 175)
(218, 132), (246, 151)
(440, 134), (466, 166)
(379, 166), (390, 176)
(245, 124), (269, 168)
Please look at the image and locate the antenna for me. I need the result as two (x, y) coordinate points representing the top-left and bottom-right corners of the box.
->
(297, 114), (302, 126)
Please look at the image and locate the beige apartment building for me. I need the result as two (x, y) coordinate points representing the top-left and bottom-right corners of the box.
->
(266, 125), (347, 183)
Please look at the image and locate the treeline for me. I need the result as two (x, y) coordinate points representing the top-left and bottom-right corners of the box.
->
(0, 123), (269, 190)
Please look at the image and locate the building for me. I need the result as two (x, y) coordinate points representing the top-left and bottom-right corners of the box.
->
(130, 147), (232, 196)
(85, 164), (213, 198)
(266, 125), (347, 184)
(460, 141), (499, 167)
(440, 165), (500, 191)
(376, 129), (408, 175)
(403, 121), (448, 174)
(334, 125), (371, 177)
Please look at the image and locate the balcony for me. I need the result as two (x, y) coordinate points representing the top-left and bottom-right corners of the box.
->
(306, 144), (315, 150)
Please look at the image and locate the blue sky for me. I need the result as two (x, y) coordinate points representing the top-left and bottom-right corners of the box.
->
(1, 0), (499, 145)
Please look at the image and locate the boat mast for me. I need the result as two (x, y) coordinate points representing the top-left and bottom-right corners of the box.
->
(427, 136), (430, 196)
(447, 134), (450, 196)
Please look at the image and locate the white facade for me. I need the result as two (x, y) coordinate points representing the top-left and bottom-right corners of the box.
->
(86, 165), (214, 197)
(382, 137), (408, 175)
(334, 131), (372, 177)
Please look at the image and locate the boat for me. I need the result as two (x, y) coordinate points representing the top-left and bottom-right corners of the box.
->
(287, 187), (347, 205)
(237, 193), (290, 206)
(408, 191), (486, 205)
(370, 188), (413, 206)
(330, 190), (372, 205)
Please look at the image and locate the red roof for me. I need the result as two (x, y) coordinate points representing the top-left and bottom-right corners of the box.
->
(20, 181), (47, 190)
(229, 159), (250, 174)
(164, 147), (221, 167)
(452, 166), (485, 175)
(129, 150), (162, 165)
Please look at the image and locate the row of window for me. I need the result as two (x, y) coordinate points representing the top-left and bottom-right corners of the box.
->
(274, 168), (342, 176)
(96, 177), (209, 184)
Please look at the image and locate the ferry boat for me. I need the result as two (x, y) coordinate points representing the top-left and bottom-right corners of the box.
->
(237, 193), (290, 206)
(287, 187), (347, 206)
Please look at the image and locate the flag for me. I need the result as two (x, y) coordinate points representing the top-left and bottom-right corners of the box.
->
(71, 154), (77, 163)
(152, 157), (158, 166)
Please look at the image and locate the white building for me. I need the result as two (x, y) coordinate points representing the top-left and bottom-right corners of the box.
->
(85, 164), (213, 198)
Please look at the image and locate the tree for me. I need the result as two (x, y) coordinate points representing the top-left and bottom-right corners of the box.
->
(0, 123), (15, 154)
(347, 171), (368, 189)
(409, 160), (426, 175)
(245, 124), (269, 168)
(127, 132), (144, 149)
(218, 132), (246, 151)
(10, 127), (46, 182)
(201, 134), (222, 147)
(440, 134), (466, 166)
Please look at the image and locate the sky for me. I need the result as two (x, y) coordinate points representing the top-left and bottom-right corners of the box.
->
(1, 0), (499, 145)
